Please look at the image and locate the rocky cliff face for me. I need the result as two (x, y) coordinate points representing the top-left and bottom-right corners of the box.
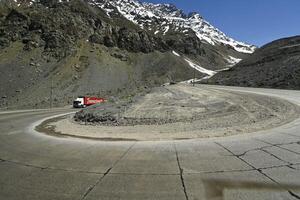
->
(104, 0), (255, 53)
(207, 36), (300, 89)
(0, 0), (255, 108)
(1, 0), (255, 59)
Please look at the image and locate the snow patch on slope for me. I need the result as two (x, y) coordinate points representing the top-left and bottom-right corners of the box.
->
(226, 56), (242, 65)
(172, 51), (180, 57)
(163, 25), (170, 35)
(184, 59), (217, 77)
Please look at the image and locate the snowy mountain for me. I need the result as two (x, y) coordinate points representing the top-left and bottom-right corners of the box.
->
(90, 0), (256, 54)
(7, 0), (256, 54)
(0, 0), (258, 108)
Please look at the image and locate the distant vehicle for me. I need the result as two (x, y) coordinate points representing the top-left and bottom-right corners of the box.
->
(73, 96), (105, 108)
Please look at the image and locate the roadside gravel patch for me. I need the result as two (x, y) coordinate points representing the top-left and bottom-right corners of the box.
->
(47, 84), (300, 141)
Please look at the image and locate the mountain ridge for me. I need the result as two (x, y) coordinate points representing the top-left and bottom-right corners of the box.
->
(0, 0), (256, 109)
(2, 0), (256, 54)
(206, 35), (300, 89)
(93, 0), (256, 54)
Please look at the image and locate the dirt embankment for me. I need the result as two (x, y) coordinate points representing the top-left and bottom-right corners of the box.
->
(48, 84), (300, 141)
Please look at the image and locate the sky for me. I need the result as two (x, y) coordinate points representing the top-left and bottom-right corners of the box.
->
(143, 0), (300, 47)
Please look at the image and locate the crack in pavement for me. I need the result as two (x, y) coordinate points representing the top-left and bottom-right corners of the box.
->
(255, 138), (300, 155)
(287, 165), (297, 170)
(0, 157), (48, 170)
(257, 169), (300, 200)
(80, 167), (112, 200)
(255, 138), (300, 148)
(0, 156), (110, 175)
(215, 142), (256, 170)
(173, 143), (189, 200)
(275, 145), (300, 156)
(289, 191), (300, 199)
(258, 164), (297, 171)
(1, 154), (297, 177)
(215, 142), (300, 199)
(260, 149), (292, 165)
(196, 168), (255, 175)
(229, 138), (300, 163)
(1, 138), (299, 200)
(234, 145), (274, 157)
(80, 142), (136, 200)
(0, 141), (138, 177)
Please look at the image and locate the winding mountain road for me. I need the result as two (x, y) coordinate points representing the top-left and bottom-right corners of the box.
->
(1, 85), (300, 200)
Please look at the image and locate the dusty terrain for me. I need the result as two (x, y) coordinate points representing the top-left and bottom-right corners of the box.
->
(49, 84), (300, 140)
(207, 35), (300, 89)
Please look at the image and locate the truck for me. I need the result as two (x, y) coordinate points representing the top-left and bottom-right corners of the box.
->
(73, 96), (105, 108)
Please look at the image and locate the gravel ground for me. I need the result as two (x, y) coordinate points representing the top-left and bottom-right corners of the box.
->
(51, 84), (300, 140)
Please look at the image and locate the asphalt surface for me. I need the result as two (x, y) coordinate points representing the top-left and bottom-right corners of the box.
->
(1, 85), (300, 200)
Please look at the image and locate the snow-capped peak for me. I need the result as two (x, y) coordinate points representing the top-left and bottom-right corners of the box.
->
(93, 0), (256, 54)
(143, 3), (186, 18)
(8, 0), (256, 54)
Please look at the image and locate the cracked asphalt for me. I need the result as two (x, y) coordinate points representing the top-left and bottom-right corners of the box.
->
(1, 85), (300, 200)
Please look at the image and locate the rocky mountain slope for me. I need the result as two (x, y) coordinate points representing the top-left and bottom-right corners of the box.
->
(0, 0), (255, 109)
(96, 0), (255, 54)
(207, 36), (300, 89)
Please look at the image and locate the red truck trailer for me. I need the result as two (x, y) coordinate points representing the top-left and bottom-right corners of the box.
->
(73, 96), (105, 108)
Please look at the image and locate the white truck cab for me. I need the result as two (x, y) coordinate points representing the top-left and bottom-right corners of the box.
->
(73, 97), (85, 108)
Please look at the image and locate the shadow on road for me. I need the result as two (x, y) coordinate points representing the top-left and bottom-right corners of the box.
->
(202, 178), (300, 200)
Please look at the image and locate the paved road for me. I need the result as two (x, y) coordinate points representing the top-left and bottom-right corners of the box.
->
(1, 86), (300, 200)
